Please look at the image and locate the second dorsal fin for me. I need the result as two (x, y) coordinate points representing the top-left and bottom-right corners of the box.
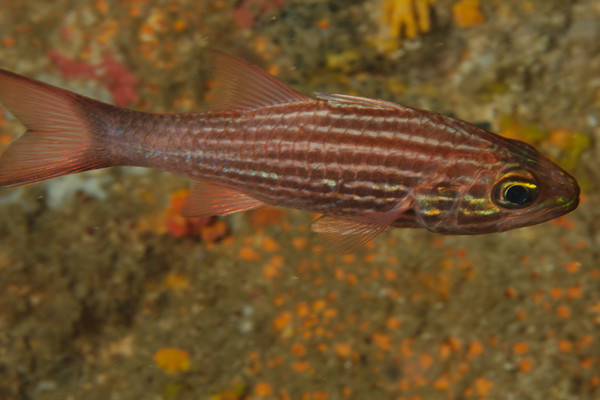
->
(207, 50), (309, 111)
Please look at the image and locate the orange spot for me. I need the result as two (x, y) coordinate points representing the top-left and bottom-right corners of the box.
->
(558, 339), (572, 353)
(447, 337), (461, 352)
(581, 357), (593, 369)
(453, 0), (485, 27)
(565, 260), (581, 274)
(274, 311), (292, 331)
(129, 6), (140, 17)
(372, 333), (392, 351)
(473, 377), (493, 396)
(174, 19), (186, 32)
(314, 391), (329, 400)
(274, 294), (286, 306)
(250, 208), (286, 226)
(317, 18), (330, 30)
(579, 335), (593, 349)
(334, 268), (345, 280)
(419, 354), (434, 370)
(279, 391), (291, 400)
(267, 356), (283, 368)
(566, 286), (582, 299)
(467, 341), (484, 359)
(96, 0), (108, 13)
(240, 247), (261, 261)
(334, 342), (353, 358)
(0, 134), (12, 145)
(384, 269), (396, 281)
(3, 37), (15, 47)
(556, 305), (571, 319)
(199, 219), (228, 243)
(312, 299), (327, 313)
(516, 310), (527, 320)
(267, 64), (280, 76)
(439, 343), (452, 359)
(341, 387), (352, 397)
(293, 361), (310, 373)
(531, 292), (544, 302)
(296, 302), (309, 317)
(292, 237), (308, 250)
(291, 342), (306, 357)
(254, 382), (272, 396)
(263, 254), (284, 279)
(262, 237), (280, 252)
(513, 342), (528, 355)
(434, 377), (451, 390)
(504, 287), (517, 298)
(386, 316), (401, 330)
(342, 254), (356, 264)
(519, 358), (533, 372)
(346, 273), (358, 286)
(153, 347), (190, 374)
(364, 253), (377, 263)
(549, 287), (563, 299)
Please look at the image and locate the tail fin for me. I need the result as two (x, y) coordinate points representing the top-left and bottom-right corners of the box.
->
(0, 69), (114, 187)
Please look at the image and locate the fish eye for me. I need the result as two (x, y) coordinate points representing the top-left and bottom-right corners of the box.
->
(492, 170), (539, 209)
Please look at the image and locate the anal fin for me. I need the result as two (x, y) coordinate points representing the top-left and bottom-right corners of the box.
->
(181, 180), (266, 218)
(310, 197), (412, 253)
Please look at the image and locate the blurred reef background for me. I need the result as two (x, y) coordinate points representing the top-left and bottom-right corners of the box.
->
(0, 0), (599, 399)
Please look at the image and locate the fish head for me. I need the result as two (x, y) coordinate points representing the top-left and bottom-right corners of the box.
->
(455, 139), (579, 234)
(486, 140), (580, 232)
(418, 138), (580, 234)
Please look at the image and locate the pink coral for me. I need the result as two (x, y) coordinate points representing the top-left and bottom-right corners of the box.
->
(46, 51), (138, 107)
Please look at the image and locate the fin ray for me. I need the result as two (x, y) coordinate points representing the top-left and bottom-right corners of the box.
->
(0, 69), (112, 187)
(311, 196), (413, 252)
(208, 50), (308, 111)
(181, 180), (266, 218)
(315, 93), (408, 110)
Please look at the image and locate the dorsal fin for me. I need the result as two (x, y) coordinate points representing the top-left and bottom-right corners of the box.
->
(207, 50), (308, 111)
(315, 92), (406, 110)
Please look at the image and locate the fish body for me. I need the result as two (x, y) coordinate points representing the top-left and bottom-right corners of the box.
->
(0, 52), (579, 248)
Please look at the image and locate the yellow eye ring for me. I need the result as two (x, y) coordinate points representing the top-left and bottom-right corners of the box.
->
(492, 170), (539, 209)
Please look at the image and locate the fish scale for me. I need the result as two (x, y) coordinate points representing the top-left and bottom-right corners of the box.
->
(0, 51), (579, 249)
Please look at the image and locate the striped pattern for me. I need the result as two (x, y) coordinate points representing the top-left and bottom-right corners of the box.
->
(103, 95), (580, 235)
(0, 54), (579, 237)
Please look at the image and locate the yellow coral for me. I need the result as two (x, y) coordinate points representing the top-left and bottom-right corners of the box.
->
(381, 0), (436, 39)
(372, 0), (436, 54)
(453, 0), (485, 28)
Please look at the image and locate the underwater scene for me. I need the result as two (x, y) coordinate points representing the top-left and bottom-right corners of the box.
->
(0, 0), (599, 399)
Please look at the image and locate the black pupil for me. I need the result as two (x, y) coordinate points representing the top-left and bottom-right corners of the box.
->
(505, 185), (530, 205)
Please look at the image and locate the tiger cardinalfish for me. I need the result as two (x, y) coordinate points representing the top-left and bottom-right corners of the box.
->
(0, 52), (579, 249)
